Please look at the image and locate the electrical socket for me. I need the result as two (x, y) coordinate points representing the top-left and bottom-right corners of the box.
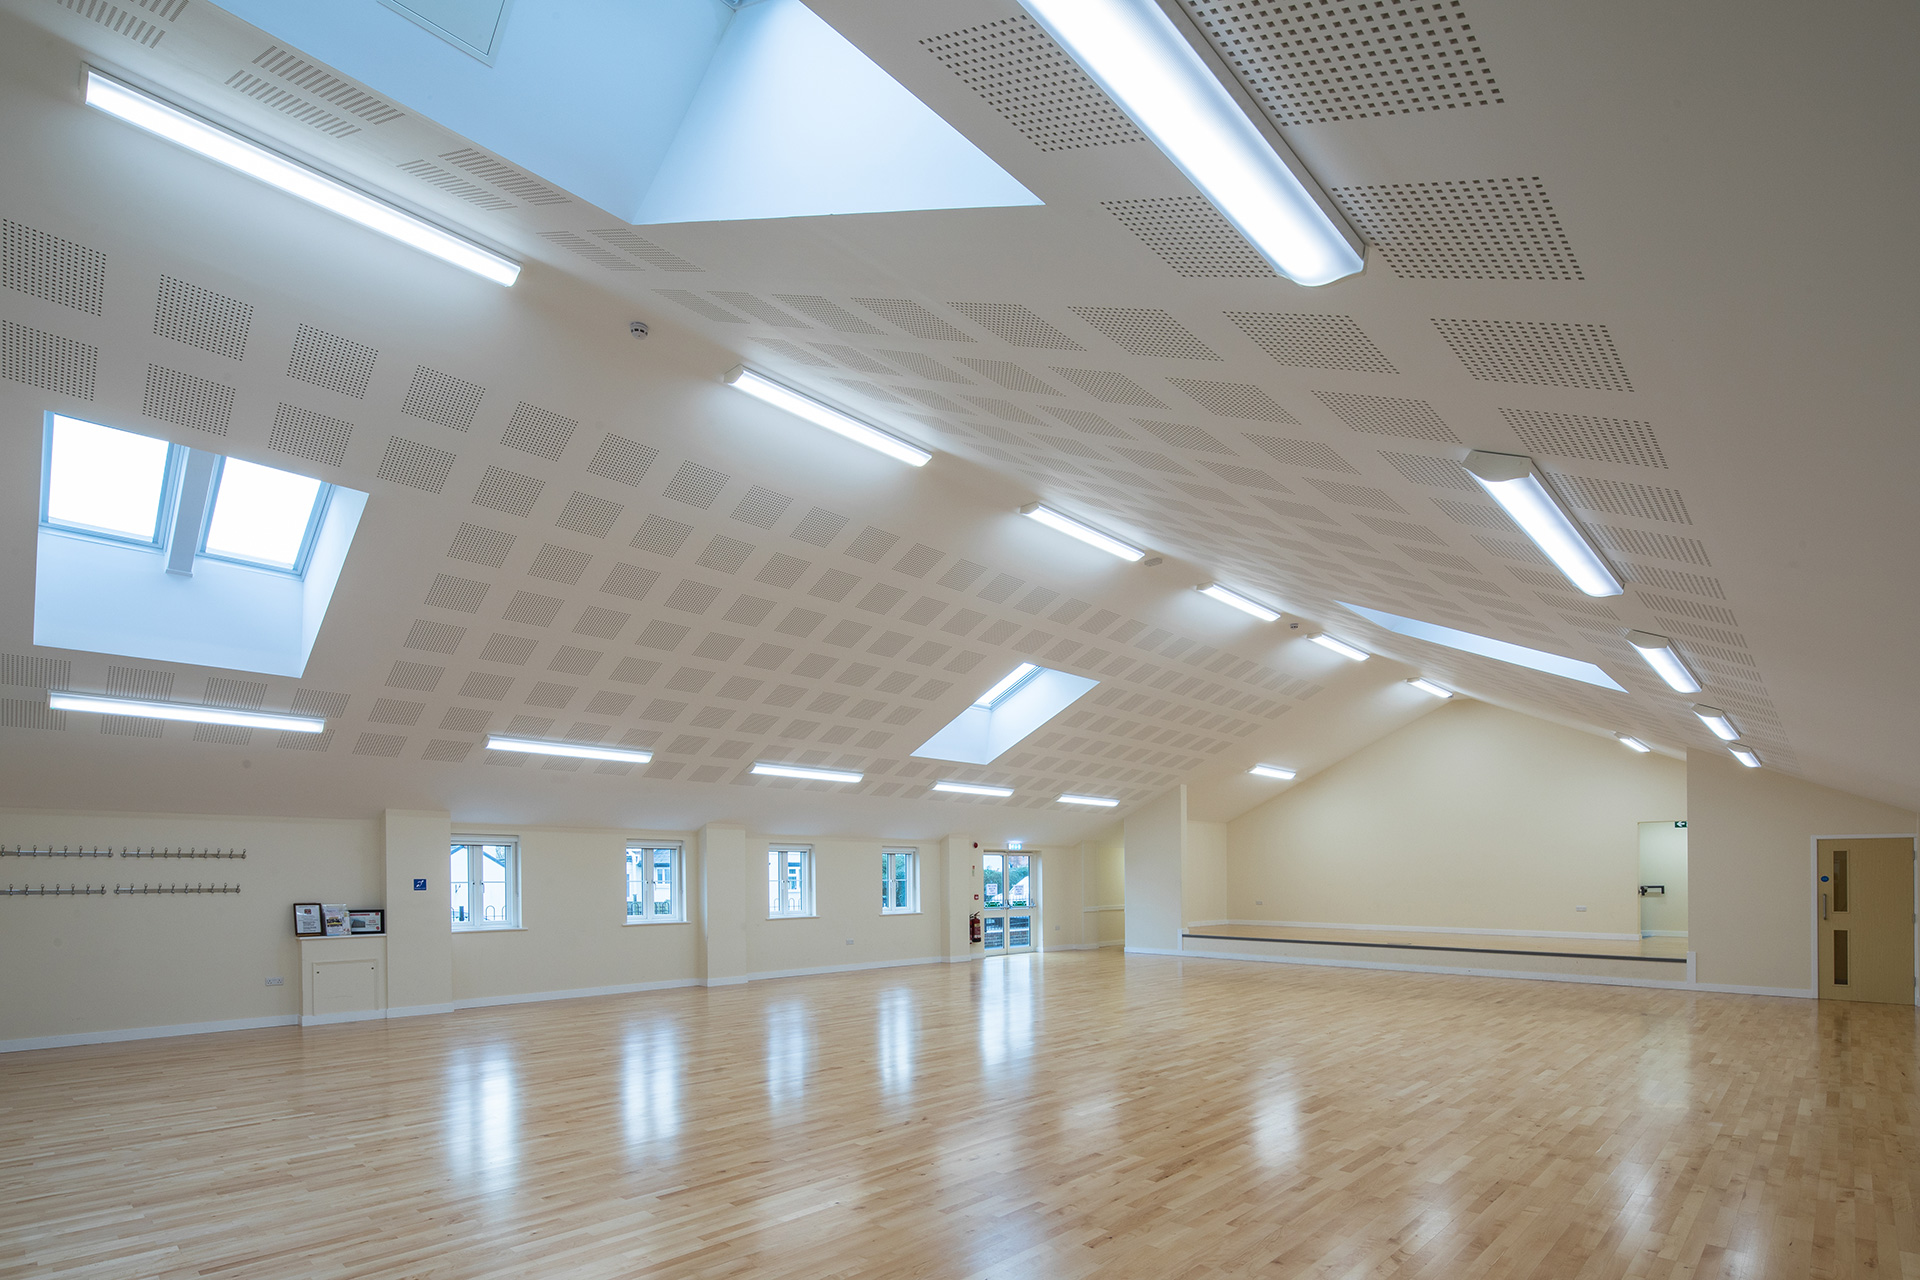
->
(264, 977), (284, 986)
(1575, 905), (1588, 912)
(844, 938), (854, 945)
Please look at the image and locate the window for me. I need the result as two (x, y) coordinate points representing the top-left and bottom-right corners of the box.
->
(768, 846), (813, 918)
(200, 455), (330, 572)
(451, 838), (519, 929)
(881, 847), (918, 914)
(626, 844), (684, 922)
(42, 415), (178, 546)
(40, 413), (334, 576)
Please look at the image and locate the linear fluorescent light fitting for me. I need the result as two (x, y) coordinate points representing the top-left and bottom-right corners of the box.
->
(974, 663), (1039, 709)
(1307, 634), (1368, 662)
(486, 735), (652, 764)
(1057, 793), (1119, 807)
(1016, 0), (1361, 285)
(1018, 503), (1145, 562)
(1626, 631), (1702, 694)
(83, 69), (519, 286)
(48, 691), (323, 733)
(933, 780), (1015, 797)
(1729, 743), (1762, 768)
(1248, 764), (1296, 781)
(1462, 452), (1622, 598)
(752, 762), (863, 784)
(1617, 734), (1652, 753)
(1692, 706), (1740, 742)
(1407, 678), (1453, 699)
(723, 366), (929, 466)
(1198, 583), (1280, 622)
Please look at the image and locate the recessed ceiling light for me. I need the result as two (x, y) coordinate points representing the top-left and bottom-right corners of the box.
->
(1018, 503), (1145, 562)
(48, 691), (323, 733)
(1617, 734), (1652, 753)
(1307, 633), (1368, 662)
(1016, 0), (1362, 286)
(1197, 583), (1280, 621)
(933, 780), (1015, 797)
(1247, 764), (1295, 780)
(1626, 631), (1702, 693)
(973, 663), (1040, 709)
(1407, 678), (1453, 699)
(83, 69), (519, 285)
(1057, 793), (1119, 807)
(1461, 451), (1622, 598)
(1729, 743), (1762, 768)
(1692, 706), (1740, 741)
(485, 735), (652, 764)
(723, 365), (931, 466)
(752, 762), (863, 783)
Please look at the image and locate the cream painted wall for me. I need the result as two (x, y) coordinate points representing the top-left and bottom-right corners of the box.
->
(1039, 840), (1084, 949)
(1637, 821), (1688, 936)
(1124, 786), (1185, 951)
(743, 835), (946, 977)
(1688, 751), (1915, 993)
(1084, 821), (1124, 947)
(450, 826), (701, 1002)
(1184, 821), (1228, 925)
(0, 808), (380, 1041)
(1226, 702), (1685, 938)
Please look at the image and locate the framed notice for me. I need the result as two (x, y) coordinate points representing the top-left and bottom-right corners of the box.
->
(322, 903), (350, 937)
(293, 903), (323, 936)
(348, 909), (384, 935)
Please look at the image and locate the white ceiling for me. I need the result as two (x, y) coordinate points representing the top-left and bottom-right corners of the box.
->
(0, 0), (1915, 837)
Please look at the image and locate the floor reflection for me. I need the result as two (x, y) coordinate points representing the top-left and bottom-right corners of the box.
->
(443, 1045), (517, 1185)
(876, 987), (916, 1099)
(978, 954), (1035, 1072)
(765, 1000), (811, 1115)
(622, 1020), (683, 1152)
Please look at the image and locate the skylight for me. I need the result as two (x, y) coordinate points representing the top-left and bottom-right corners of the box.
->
(202, 457), (328, 572)
(43, 416), (174, 545)
(1339, 602), (1627, 692)
(914, 664), (1099, 766)
(973, 663), (1040, 709)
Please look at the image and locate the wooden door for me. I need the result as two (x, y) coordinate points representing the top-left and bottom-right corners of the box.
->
(1818, 838), (1915, 1003)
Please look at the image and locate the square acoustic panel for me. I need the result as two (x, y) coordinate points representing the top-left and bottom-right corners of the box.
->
(1329, 177), (1581, 281)
(1177, 0), (1502, 127)
(922, 16), (1144, 152)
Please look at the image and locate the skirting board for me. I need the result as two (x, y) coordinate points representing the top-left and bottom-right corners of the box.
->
(454, 977), (701, 1009)
(1134, 945), (1812, 999)
(2, 1013), (299, 1054)
(1209, 918), (1643, 942)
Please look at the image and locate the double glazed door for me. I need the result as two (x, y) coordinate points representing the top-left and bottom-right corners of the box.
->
(982, 851), (1037, 954)
(1818, 837), (1916, 1003)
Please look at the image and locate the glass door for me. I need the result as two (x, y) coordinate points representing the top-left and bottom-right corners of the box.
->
(981, 851), (1038, 954)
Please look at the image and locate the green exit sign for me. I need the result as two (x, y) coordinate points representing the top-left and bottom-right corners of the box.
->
(1674, 821), (1688, 828)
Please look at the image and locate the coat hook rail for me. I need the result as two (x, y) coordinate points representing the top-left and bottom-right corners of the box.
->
(113, 883), (242, 895)
(0, 846), (117, 858)
(120, 848), (247, 859)
(2, 884), (109, 895)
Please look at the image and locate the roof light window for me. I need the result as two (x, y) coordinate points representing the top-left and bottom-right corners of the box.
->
(201, 457), (330, 573)
(42, 415), (177, 546)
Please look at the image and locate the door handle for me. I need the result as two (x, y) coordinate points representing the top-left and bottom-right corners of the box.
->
(1821, 892), (1828, 920)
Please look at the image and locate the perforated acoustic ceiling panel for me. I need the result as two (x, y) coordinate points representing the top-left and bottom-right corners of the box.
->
(2, 320), (96, 399)
(1177, 0), (1502, 127)
(1102, 198), (1276, 279)
(1329, 177), (1581, 281)
(3, 219), (105, 315)
(921, 16), (1145, 152)
(52, 0), (184, 48)
(1227, 313), (1398, 374)
(1433, 319), (1632, 391)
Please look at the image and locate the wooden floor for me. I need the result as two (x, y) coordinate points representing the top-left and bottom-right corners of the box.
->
(2, 951), (1913, 1279)
(1184, 924), (1691, 962)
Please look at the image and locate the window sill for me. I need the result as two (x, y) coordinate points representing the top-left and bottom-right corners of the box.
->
(452, 925), (526, 933)
(881, 909), (924, 916)
(767, 913), (817, 921)
(624, 918), (690, 926)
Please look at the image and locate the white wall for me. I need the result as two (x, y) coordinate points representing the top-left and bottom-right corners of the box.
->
(1184, 820), (1228, 925)
(744, 834), (946, 977)
(1123, 786), (1185, 951)
(1688, 751), (1915, 992)
(1637, 820), (1688, 936)
(1083, 821), (1124, 947)
(1225, 701), (1686, 939)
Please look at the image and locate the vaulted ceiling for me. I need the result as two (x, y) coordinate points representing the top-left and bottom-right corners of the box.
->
(1, 0), (1915, 837)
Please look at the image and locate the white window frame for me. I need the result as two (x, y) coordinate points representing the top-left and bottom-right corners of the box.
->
(881, 846), (919, 915)
(451, 835), (520, 931)
(768, 845), (815, 919)
(625, 842), (686, 924)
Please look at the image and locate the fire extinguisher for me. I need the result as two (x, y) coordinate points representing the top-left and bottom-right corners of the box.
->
(969, 912), (983, 944)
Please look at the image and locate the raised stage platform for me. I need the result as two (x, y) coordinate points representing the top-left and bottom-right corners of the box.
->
(1179, 924), (1692, 986)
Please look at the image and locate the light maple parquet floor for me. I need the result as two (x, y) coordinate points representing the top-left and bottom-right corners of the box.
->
(2, 950), (1915, 1279)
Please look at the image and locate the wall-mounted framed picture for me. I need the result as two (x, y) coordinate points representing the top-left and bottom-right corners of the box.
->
(348, 909), (384, 934)
(321, 903), (350, 937)
(293, 902), (323, 936)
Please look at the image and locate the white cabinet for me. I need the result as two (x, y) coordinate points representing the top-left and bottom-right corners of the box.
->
(298, 935), (386, 1025)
